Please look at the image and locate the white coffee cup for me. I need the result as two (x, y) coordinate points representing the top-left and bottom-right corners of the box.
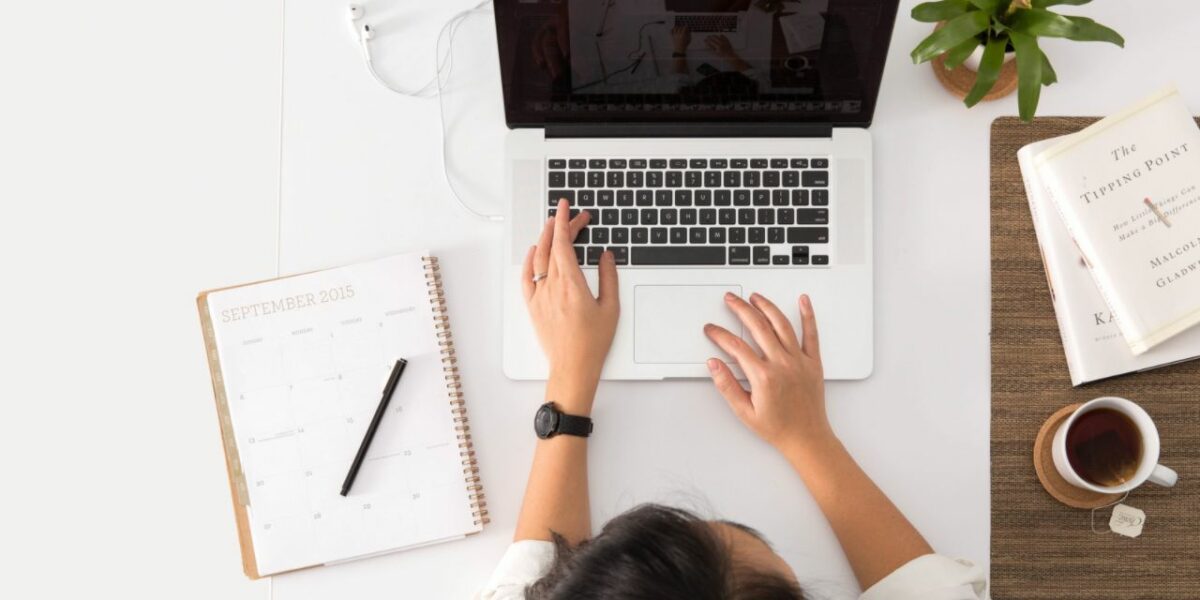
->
(1052, 396), (1178, 493)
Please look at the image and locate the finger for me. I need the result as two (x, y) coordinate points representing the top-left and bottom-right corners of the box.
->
(705, 36), (718, 49)
(704, 322), (763, 373)
(551, 199), (578, 273)
(521, 245), (536, 302)
(533, 215), (554, 280)
(554, 25), (569, 60)
(749, 293), (800, 354)
(799, 294), (821, 359)
(569, 210), (590, 241)
(707, 358), (752, 419)
(597, 250), (619, 308)
(724, 292), (785, 359)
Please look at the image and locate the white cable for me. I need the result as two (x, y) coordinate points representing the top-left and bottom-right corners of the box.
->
(351, 1), (504, 222)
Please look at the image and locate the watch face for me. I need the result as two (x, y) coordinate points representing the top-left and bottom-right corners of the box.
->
(534, 404), (557, 439)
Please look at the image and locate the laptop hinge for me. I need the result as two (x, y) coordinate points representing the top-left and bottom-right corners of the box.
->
(543, 123), (836, 139)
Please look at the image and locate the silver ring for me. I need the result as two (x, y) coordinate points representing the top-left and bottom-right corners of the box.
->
(532, 272), (549, 284)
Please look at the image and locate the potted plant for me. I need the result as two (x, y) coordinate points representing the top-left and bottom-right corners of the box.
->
(910, 0), (1124, 121)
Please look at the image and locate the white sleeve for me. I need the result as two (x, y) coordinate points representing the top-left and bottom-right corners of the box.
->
(473, 540), (557, 600)
(859, 554), (988, 600)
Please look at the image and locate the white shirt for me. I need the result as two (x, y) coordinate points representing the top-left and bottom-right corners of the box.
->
(475, 541), (987, 600)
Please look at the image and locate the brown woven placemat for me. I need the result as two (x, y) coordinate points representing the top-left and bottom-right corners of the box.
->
(991, 116), (1200, 599)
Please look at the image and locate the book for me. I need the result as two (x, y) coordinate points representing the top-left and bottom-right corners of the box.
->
(1019, 135), (1200, 386)
(197, 252), (486, 578)
(1034, 86), (1200, 354)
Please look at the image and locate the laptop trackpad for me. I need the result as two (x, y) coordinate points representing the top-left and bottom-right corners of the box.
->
(634, 285), (743, 364)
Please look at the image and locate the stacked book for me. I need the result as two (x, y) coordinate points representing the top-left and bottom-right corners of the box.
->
(1018, 86), (1200, 386)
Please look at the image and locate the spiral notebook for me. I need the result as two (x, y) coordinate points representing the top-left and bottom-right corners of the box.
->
(197, 252), (486, 578)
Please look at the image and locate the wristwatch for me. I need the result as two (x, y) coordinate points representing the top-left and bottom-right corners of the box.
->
(534, 402), (593, 439)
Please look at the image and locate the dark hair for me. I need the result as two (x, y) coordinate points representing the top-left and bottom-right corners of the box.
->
(525, 504), (806, 600)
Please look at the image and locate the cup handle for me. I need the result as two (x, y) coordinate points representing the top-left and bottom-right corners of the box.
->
(1147, 464), (1178, 488)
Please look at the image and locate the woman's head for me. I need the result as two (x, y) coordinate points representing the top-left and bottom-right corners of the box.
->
(525, 504), (805, 600)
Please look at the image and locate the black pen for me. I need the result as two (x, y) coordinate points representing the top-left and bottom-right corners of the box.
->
(340, 358), (407, 496)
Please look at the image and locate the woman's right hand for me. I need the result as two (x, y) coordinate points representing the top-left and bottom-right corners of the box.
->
(703, 293), (834, 455)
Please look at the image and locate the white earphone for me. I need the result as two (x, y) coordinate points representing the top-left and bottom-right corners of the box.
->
(347, 3), (440, 97)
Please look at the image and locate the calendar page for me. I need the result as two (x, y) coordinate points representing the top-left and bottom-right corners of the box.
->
(204, 253), (479, 576)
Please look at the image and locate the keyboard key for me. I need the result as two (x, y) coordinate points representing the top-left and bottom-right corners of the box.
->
(778, 208), (794, 225)
(574, 246), (584, 264)
(770, 158), (788, 168)
(617, 190), (634, 206)
(568, 172), (585, 188)
(782, 171), (799, 187)
(661, 209), (678, 225)
(669, 158), (688, 168)
(674, 190), (693, 206)
(763, 171), (780, 187)
(592, 228), (609, 244)
(758, 208), (775, 225)
(632, 227), (649, 244)
(699, 209), (717, 225)
(601, 209), (618, 225)
(621, 208), (638, 225)
(796, 209), (829, 225)
(768, 227), (785, 244)
(772, 190), (789, 206)
(610, 246), (629, 264)
(681, 209), (697, 225)
(568, 159), (586, 169)
(631, 246), (726, 265)
(549, 190), (576, 205)
(588, 158), (607, 169)
(812, 190), (829, 206)
(627, 171), (644, 187)
(751, 158), (768, 169)
(613, 227), (629, 243)
(647, 171), (663, 187)
(729, 246), (751, 265)
(792, 254), (810, 265)
(609, 159), (627, 169)
(710, 158), (728, 168)
(588, 171), (605, 187)
(709, 227), (727, 244)
(787, 227), (829, 244)
(731, 158), (748, 169)
(715, 190), (732, 206)
(738, 208), (755, 224)
(689, 227), (707, 244)
(690, 158), (707, 168)
(630, 159), (647, 169)
(651, 228), (668, 244)
(549, 171), (566, 188)
(641, 209), (658, 225)
(666, 171), (683, 188)
(598, 190), (614, 206)
(733, 190), (751, 206)
(585, 209), (600, 222)
(685, 171), (702, 187)
(636, 190), (653, 206)
(578, 190), (596, 206)
(772, 255), (790, 265)
(670, 227), (687, 244)
(812, 255), (829, 265)
(655, 190), (672, 206)
(753, 190), (770, 206)
(607, 171), (624, 188)
(792, 189), (809, 206)
(724, 171), (741, 187)
(650, 159), (667, 169)
(587, 246), (603, 265)
(790, 158), (808, 168)
(744, 171), (761, 187)
(549, 159), (566, 169)
(812, 158), (829, 168)
(749, 227), (765, 244)
(704, 171), (722, 187)
(754, 246), (771, 265)
(695, 190), (713, 206)
(802, 171), (829, 187)
(719, 209), (736, 225)
(729, 227), (746, 244)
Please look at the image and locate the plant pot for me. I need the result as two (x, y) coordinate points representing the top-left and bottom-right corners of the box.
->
(929, 23), (1018, 102)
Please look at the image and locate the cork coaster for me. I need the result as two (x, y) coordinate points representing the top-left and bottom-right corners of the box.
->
(932, 52), (1018, 101)
(1033, 403), (1123, 509)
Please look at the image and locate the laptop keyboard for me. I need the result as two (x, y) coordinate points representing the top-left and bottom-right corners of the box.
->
(674, 14), (739, 33)
(547, 157), (831, 267)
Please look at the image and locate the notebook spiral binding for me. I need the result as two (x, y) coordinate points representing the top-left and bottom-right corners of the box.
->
(423, 256), (489, 526)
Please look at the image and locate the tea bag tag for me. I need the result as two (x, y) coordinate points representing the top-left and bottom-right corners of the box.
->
(1109, 504), (1145, 538)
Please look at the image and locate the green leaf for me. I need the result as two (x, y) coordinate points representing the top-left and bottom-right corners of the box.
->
(912, 0), (972, 23)
(1010, 31), (1043, 121)
(964, 37), (1007, 107)
(968, 0), (1007, 14)
(1031, 0), (1092, 7)
(911, 11), (992, 63)
(944, 37), (981, 69)
(1007, 9), (1124, 46)
(1040, 49), (1057, 85)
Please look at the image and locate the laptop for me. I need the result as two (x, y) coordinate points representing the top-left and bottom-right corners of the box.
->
(665, 0), (751, 50)
(495, 0), (899, 381)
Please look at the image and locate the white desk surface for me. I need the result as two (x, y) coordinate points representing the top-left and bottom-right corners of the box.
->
(3, 1), (1196, 599)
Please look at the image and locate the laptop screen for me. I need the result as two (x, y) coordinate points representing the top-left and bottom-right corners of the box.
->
(493, 0), (899, 129)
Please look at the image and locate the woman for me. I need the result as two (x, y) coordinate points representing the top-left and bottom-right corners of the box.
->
(477, 201), (986, 599)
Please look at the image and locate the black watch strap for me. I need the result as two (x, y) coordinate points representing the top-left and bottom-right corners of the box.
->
(557, 413), (593, 437)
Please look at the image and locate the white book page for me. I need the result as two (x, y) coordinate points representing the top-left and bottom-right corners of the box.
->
(205, 253), (478, 576)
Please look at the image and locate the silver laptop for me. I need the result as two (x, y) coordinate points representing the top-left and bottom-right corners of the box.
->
(495, 0), (900, 381)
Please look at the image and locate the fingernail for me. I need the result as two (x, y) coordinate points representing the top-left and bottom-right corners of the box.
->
(749, 292), (761, 303)
(706, 358), (719, 373)
(703, 323), (714, 332)
(799, 294), (811, 314)
(724, 292), (735, 301)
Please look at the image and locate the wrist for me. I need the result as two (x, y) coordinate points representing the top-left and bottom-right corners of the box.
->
(545, 371), (599, 416)
(777, 427), (840, 471)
